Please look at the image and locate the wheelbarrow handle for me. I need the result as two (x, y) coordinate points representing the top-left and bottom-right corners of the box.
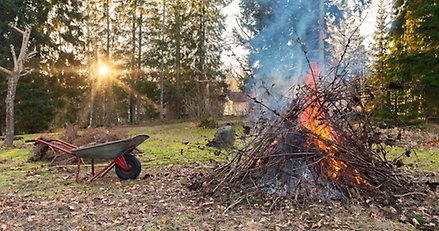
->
(25, 136), (54, 143)
(39, 136), (54, 142)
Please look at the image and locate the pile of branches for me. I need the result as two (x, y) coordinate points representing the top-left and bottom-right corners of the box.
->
(202, 63), (414, 202)
(29, 127), (127, 165)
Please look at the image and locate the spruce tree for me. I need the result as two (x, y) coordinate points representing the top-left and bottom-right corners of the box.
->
(387, 0), (439, 122)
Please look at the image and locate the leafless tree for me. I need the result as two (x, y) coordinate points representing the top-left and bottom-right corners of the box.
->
(0, 23), (36, 148)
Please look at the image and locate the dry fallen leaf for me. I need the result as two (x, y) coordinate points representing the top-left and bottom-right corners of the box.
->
(160, 215), (169, 224)
(27, 216), (35, 222)
(312, 220), (322, 229)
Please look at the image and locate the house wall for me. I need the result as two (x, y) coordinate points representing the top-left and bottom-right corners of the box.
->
(224, 101), (250, 116)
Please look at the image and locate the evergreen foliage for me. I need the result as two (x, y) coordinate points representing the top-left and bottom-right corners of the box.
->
(1, 0), (437, 134)
(0, 0), (228, 134)
(370, 0), (438, 124)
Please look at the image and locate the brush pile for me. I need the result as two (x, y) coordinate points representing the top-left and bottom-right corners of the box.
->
(29, 127), (127, 165)
(203, 64), (413, 202)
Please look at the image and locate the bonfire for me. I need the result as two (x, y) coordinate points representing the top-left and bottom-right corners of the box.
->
(203, 62), (412, 203)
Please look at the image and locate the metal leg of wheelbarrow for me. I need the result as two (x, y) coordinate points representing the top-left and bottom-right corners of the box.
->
(102, 155), (129, 177)
(91, 158), (95, 175)
(75, 157), (81, 182)
(87, 155), (127, 182)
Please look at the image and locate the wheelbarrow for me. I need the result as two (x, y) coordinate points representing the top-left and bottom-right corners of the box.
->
(26, 135), (149, 182)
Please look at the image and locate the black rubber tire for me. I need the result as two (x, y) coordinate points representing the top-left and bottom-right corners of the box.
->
(115, 154), (141, 180)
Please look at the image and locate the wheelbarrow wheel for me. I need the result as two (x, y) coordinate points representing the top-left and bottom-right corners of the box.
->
(115, 154), (141, 180)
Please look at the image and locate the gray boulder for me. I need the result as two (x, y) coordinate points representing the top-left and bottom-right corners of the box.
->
(207, 125), (235, 149)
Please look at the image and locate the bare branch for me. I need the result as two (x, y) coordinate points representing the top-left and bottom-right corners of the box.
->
(8, 22), (25, 34)
(10, 45), (18, 70)
(0, 66), (12, 76)
(26, 50), (37, 61)
(20, 68), (33, 77)
(17, 27), (32, 67)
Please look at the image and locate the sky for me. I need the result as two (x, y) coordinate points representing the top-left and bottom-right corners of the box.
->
(221, 0), (394, 67)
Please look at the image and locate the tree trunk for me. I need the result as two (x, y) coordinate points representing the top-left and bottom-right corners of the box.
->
(137, 2), (143, 122)
(159, 0), (166, 121)
(4, 75), (18, 148)
(0, 23), (34, 148)
(175, 0), (182, 118)
(105, 0), (110, 55)
(88, 43), (99, 127)
(200, 0), (210, 118)
(130, 0), (137, 123)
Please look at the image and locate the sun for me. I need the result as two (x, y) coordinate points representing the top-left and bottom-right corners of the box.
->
(98, 64), (110, 76)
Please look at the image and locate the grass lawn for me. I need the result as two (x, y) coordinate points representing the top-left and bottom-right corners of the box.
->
(386, 146), (439, 172)
(0, 121), (437, 196)
(0, 123), (211, 197)
(128, 122), (229, 166)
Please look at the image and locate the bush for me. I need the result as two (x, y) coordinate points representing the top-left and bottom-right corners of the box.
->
(198, 117), (217, 129)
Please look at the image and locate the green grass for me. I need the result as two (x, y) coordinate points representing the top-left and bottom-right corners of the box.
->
(386, 146), (438, 172)
(0, 122), (227, 198)
(0, 122), (437, 200)
(129, 122), (229, 165)
(0, 148), (31, 162)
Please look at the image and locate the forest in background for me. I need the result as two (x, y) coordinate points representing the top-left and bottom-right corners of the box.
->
(0, 0), (228, 135)
(0, 0), (437, 135)
(369, 0), (439, 126)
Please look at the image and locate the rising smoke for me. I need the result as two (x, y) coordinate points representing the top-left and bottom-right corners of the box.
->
(242, 0), (370, 115)
(245, 0), (323, 111)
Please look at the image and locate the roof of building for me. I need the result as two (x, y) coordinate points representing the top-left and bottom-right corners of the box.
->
(228, 92), (249, 103)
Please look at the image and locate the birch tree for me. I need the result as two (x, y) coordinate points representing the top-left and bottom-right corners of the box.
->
(0, 23), (36, 148)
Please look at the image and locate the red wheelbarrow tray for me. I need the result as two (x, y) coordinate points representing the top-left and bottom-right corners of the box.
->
(71, 135), (149, 159)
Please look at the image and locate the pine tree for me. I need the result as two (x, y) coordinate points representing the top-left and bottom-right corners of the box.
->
(326, 1), (369, 74)
(387, 0), (439, 122)
(368, 0), (394, 122)
(0, 0), (87, 137)
(190, 0), (227, 118)
(145, 0), (227, 119)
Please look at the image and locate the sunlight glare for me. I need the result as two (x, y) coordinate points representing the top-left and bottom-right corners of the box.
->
(98, 64), (110, 76)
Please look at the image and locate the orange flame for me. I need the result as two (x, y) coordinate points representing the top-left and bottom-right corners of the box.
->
(300, 64), (366, 185)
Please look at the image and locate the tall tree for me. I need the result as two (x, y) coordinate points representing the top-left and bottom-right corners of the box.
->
(326, 0), (370, 77)
(84, 0), (120, 126)
(159, 0), (166, 120)
(386, 0), (439, 121)
(48, 0), (87, 127)
(190, 0), (227, 118)
(0, 0), (86, 135)
(368, 0), (393, 120)
(129, 0), (138, 123)
(0, 23), (35, 148)
(173, 0), (182, 118)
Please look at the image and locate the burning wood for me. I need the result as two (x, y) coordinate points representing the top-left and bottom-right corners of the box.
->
(201, 62), (413, 203)
(300, 64), (366, 186)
